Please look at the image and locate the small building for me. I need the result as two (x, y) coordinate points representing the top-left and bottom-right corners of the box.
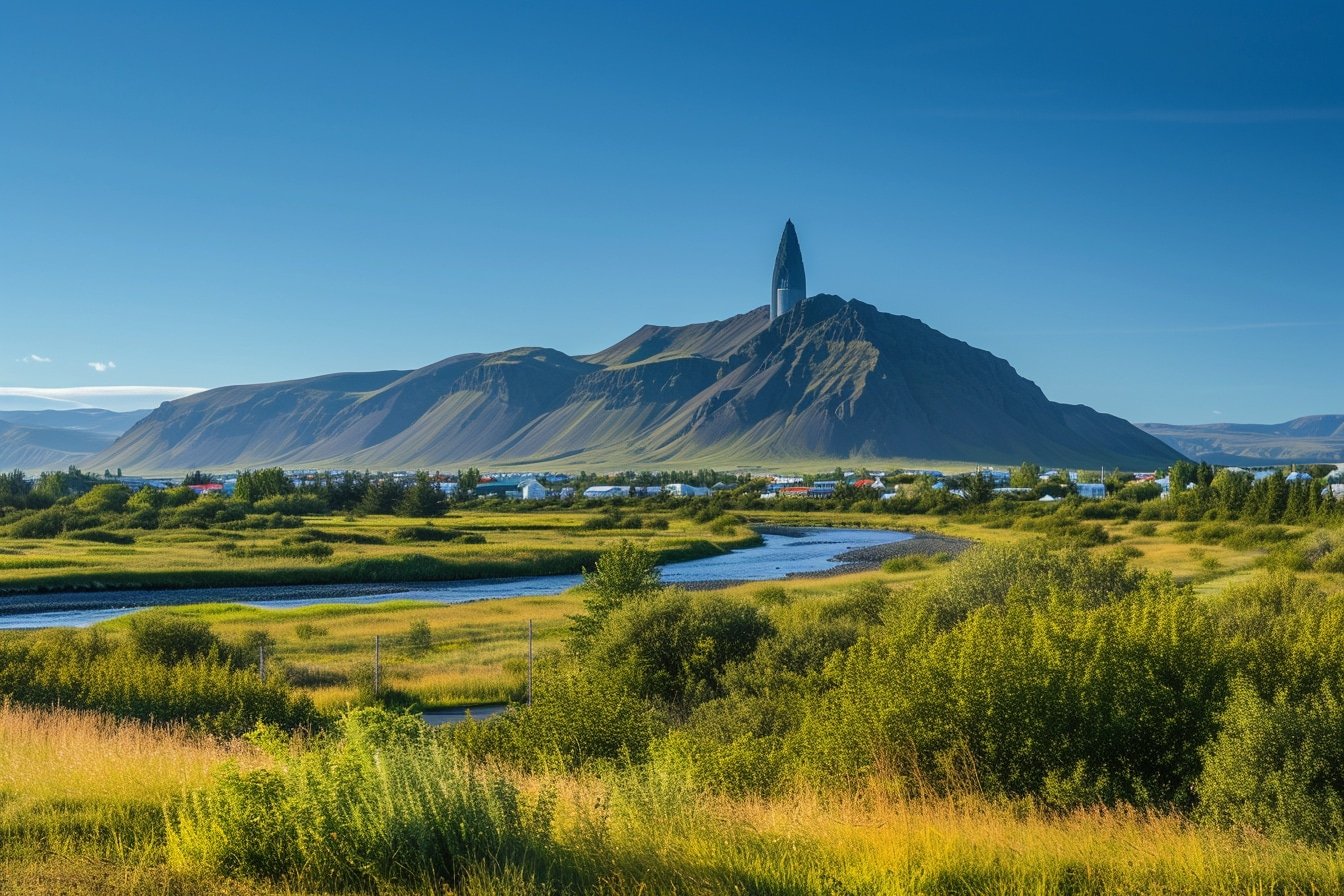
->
(583, 485), (630, 499)
(664, 483), (710, 497)
(1077, 483), (1106, 500)
(518, 479), (547, 501)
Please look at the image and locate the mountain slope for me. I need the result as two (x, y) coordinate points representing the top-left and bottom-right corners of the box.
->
(90, 297), (1183, 473)
(1141, 416), (1344, 464)
(0, 409), (151, 472)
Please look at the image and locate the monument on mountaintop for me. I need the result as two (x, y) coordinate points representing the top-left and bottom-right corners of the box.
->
(770, 219), (806, 320)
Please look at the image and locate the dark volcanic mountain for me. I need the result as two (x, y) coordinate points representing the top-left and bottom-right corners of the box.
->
(1141, 416), (1344, 465)
(89, 297), (1182, 473)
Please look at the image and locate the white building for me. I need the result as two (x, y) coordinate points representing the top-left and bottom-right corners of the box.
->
(518, 479), (547, 500)
(664, 483), (710, 497)
(583, 485), (630, 499)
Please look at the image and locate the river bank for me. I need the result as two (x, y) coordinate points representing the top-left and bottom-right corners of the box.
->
(0, 527), (920, 628)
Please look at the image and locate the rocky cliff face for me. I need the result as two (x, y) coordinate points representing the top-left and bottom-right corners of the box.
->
(90, 297), (1184, 472)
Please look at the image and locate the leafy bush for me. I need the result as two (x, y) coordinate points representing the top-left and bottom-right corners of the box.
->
(463, 663), (666, 769)
(127, 611), (220, 662)
(66, 528), (136, 544)
(1198, 678), (1344, 843)
(0, 623), (315, 735)
(882, 554), (929, 573)
(392, 526), (483, 544)
(169, 707), (558, 891)
(404, 620), (433, 654)
(796, 544), (1222, 805)
(295, 527), (386, 545)
(584, 590), (774, 717)
(252, 493), (328, 516)
(569, 539), (664, 649)
(73, 483), (132, 513)
(6, 505), (100, 538)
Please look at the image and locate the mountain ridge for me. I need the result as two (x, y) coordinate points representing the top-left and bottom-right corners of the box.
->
(1141, 416), (1344, 465)
(88, 297), (1183, 473)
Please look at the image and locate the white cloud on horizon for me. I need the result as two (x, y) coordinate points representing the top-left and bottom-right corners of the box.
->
(87, 360), (117, 373)
(0, 385), (206, 410)
(17, 354), (52, 363)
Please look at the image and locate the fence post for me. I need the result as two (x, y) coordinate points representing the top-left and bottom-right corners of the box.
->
(259, 643), (266, 683)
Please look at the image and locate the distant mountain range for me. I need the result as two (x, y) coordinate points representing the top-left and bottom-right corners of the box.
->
(1140, 417), (1344, 465)
(0, 409), (150, 473)
(83, 296), (1181, 474)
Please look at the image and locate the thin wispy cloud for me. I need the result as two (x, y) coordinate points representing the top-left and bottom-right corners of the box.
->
(87, 360), (117, 373)
(17, 354), (52, 363)
(0, 385), (205, 409)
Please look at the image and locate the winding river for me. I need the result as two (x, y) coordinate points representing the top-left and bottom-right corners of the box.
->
(0, 527), (909, 629)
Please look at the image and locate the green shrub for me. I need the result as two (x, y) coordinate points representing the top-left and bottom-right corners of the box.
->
(296, 527), (386, 545)
(0, 624), (315, 734)
(168, 707), (557, 891)
(392, 526), (482, 543)
(1197, 678), (1344, 844)
(584, 590), (774, 717)
(73, 483), (132, 513)
(252, 493), (329, 515)
(797, 544), (1222, 805)
(404, 620), (433, 654)
(882, 554), (929, 573)
(66, 528), (135, 544)
(127, 611), (220, 662)
(453, 661), (666, 770)
(7, 505), (100, 538)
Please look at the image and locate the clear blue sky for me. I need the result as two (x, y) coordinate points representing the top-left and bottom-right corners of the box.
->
(2, 2), (1340, 422)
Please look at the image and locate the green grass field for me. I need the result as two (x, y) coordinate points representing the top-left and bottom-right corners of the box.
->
(0, 508), (759, 594)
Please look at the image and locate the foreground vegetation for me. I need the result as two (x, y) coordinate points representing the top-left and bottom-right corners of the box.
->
(5, 495), (1344, 892)
(0, 499), (755, 594)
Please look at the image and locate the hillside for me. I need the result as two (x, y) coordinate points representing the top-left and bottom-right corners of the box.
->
(89, 297), (1183, 473)
(0, 409), (150, 472)
(1141, 416), (1344, 465)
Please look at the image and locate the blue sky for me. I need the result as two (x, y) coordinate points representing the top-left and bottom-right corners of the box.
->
(2, 3), (1339, 422)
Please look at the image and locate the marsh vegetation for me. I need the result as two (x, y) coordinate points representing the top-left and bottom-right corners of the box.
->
(3, 493), (1344, 893)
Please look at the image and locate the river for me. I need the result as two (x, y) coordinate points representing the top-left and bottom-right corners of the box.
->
(0, 527), (909, 629)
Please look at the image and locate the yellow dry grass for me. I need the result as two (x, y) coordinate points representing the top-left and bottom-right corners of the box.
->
(0, 700), (261, 810)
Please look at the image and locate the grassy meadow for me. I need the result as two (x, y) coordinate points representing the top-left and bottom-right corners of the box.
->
(3, 503), (1344, 893)
(0, 507), (759, 594)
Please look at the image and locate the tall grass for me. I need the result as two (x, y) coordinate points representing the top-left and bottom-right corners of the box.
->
(167, 707), (559, 891)
(0, 701), (261, 861)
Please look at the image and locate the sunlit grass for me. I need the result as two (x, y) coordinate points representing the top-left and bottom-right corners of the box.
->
(0, 509), (758, 593)
(0, 701), (263, 867)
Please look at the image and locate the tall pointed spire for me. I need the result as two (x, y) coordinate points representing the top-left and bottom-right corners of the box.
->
(770, 219), (806, 320)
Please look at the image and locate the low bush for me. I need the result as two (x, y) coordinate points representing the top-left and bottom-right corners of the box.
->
(392, 526), (484, 544)
(0, 621), (316, 734)
(66, 529), (136, 545)
(168, 707), (559, 891)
